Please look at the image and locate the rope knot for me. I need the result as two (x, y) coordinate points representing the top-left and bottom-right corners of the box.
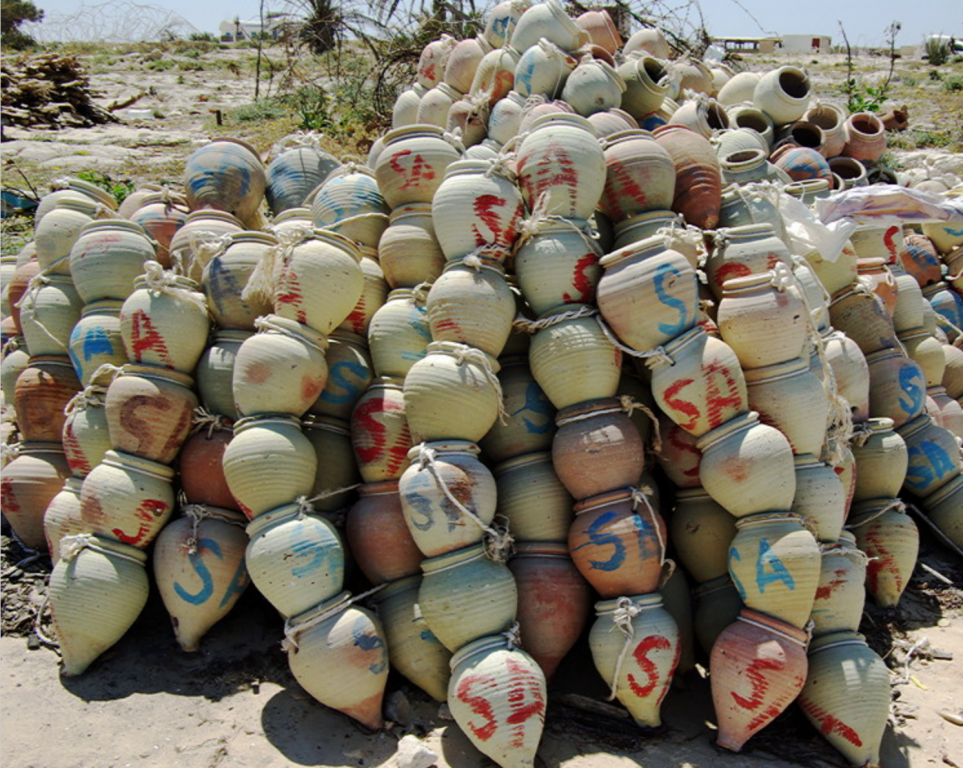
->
(191, 407), (230, 437)
(770, 262), (795, 292)
(503, 622), (522, 650)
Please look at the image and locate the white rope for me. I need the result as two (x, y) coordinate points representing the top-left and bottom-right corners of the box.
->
(654, 218), (707, 267)
(295, 483), (364, 515)
(242, 224), (314, 304)
(631, 486), (666, 565)
(59, 533), (143, 566)
(850, 422), (875, 448)
(595, 314), (675, 369)
(416, 443), (513, 560)
(282, 584), (386, 651)
(503, 621), (522, 650)
(1, 336), (21, 355)
(190, 406), (231, 437)
(607, 596), (663, 700)
(253, 316), (328, 355)
(512, 305), (598, 333)
(620, 395), (663, 455)
(769, 262), (795, 292)
(182, 503), (246, 555)
(846, 499), (906, 531)
(1, 442), (21, 468)
(140, 261), (208, 314)
(442, 128), (466, 154)
(450, 344), (509, 425)
(63, 364), (120, 416)
(515, 192), (599, 250)
(483, 154), (517, 183)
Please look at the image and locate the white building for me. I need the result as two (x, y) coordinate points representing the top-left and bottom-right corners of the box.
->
(781, 34), (833, 53)
(218, 15), (293, 42)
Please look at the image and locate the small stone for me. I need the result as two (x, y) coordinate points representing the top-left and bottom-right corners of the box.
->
(938, 618), (950, 628)
(393, 734), (438, 768)
(385, 690), (412, 727)
(437, 703), (453, 721)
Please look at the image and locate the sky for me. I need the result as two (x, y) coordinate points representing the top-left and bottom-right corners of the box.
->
(24, 0), (962, 48)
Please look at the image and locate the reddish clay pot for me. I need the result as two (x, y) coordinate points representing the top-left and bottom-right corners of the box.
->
(177, 427), (239, 511)
(350, 378), (413, 483)
(710, 608), (809, 752)
(847, 500), (918, 607)
(346, 480), (424, 585)
(1, 443), (71, 551)
(509, 541), (592, 682)
(653, 124), (722, 229)
(568, 487), (668, 598)
(599, 130), (676, 222)
(105, 365), (198, 464)
(552, 398), (645, 500)
(7, 259), (41, 334)
(655, 415), (702, 488)
(14, 356), (82, 444)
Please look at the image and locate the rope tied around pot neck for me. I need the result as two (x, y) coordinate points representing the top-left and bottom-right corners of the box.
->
(442, 128), (466, 154)
(619, 395), (663, 455)
(503, 622), (522, 650)
(1, 441), (21, 466)
(281, 584), (386, 652)
(512, 304), (598, 333)
(295, 484), (363, 516)
(850, 421), (875, 448)
(60, 533), (143, 566)
(654, 218), (707, 267)
(607, 595), (663, 701)
(182, 503), (246, 555)
(140, 260), (209, 315)
(594, 313), (675, 370)
(846, 498), (906, 530)
(514, 192), (599, 251)
(253, 315), (328, 355)
(769, 262), (795, 292)
(64, 364), (121, 415)
(415, 443), (514, 561)
(190, 407), (231, 438)
(631, 486), (667, 567)
(270, 131), (326, 159)
(483, 154), (517, 183)
(242, 223), (315, 305)
(450, 344), (509, 425)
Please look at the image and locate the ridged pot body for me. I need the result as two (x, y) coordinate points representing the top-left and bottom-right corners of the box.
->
(49, 536), (149, 675)
(588, 108), (638, 138)
(399, 441), (497, 557)
(649, 326), (749, 439)
(552, 398), (644, 499)
(599, 130), (675, 222)
(866, 348), (927, 429)
(744, 358), (830, 456)
(233, 318), (328, 418)
(589, 594), (680, 728)
(310, 167), (389, 247)
(510, 0), (586, 52)
(897, 414), (961, 497)
(19, 275), (84, 358)
(710, 608), (809, 751)
(443, 35), (490, 94)
(618, 55), (669, 120)
(849, 503), (918, 606)
(119, 275), (210, 373)
(705, 224), (793, 300)
(791, 456), (847, 542)
(828, 285), (899, 355)
(368, 289), (431, 380)
(168, 210), (244, 280)
(656, 416), (702, 487)
(653, 124), (722, 230)
(375, 126), (462, 208)
(448, 637), (547, 768)
(488, 91), (527, 145)
(392, 86), (424, 129)
(510, 542), (591, 680)
(810, 538), (867, 635)
(308, 330), (373, 422)
(346, 481), (423, 584)
(900, 330), (946, 388)
(493, 452), (571, 541)
(80, 450), (175, 548)
(470, 46), (520, 106)
(752, 66), (810, 124)
(245, 505), (344, 617)
(403, 342), (502, 443)
(35, 202), (97, 274)
(285, 597), (388, 730)
(265, 147), (340, 215)
(517, 113), (606, 220)
(15, 356), (82, 443)
(670, 487), (737, 583)
(68, 220), (156, 302)
(105, 365), (198, 464)
(799, 633), (890, 767)
(222, 417), (317, 518)
(196, 330), (249, 420)
(177, 428), (238, 510)
(129, 198), (189, 265)
(201, 234), (275, 330)
(350, 379), (413, 482)
(921, 473), (963, 549)
(480, 362), (556, 463)
(842, 113), (887, 164)
(378, 204), (445, 289)
(562, 59), (625, 117)
(568, 488), (667, 597)
(68, 301), (127, 385)
(1, 445), (71, 550)
(823, 330), (871, 423)
(303, 417), (360, 513)
(62, 398), (110, 478)
(852, 418), (908, 500)
(728, 512), (820, 628)
(153, 508), (250, 651)
(183, 139), (266, 225)
(529, 305), (621, 410)
(44, 477), (86, 564)
(427, 260), (515, 358)
(417, 36), (456, 88)
(416, 82), (462, 127)
(419, 544), (518, 651)
(696, 412), (796, 517)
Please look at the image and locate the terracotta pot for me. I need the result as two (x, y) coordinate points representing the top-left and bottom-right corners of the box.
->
(308, 330), (373, 422)
(447, 635), (547, 768)
(920, 473), (963, 549)
(18, 274), (84, 358)
(153, 506), (249, 651)
(799, 632), (890, 767)
(480, 361), (556, 464)
(649, 326), (749, 439)
(15, 356), (82, 443)
(378, 203), (446, 289)
(670, 487), (737, 583)
(49, 534), (149, 675)
(200, 232), (275, 329)
(419, 543), (517, 651)
(693, 575), (744, 654)
(923, 280), (963, 333)
(345, 480), (422, 584)
(705, 223), (793, 300)
(655, 415), (703, 488)
(68, 220), (156, 303)
(653, 124), (722, 230)
(350, 378), (413, 483)
(196, 329), (249, 420)
(828, 284), (900, 356)
(168, 210), (245, 279)
(590, 593), (680, 728)
(222, 416), (317, 519)
(728, 512), (820, 628)
(752, 66), (810, 124)
(370, 575), (451, 701)
(770, 144), (832, 186)
(285, 592), (388, 730)
(810, 535), (867, 636)
(552, 398), (644, 500)
(1, 443), (71, 551)
(310, 166), (389, 249)
(6, 259), (40, 334)
(851, 417), (908, 501)
(128, 193), (190, 266)
(568, 487), (668, 598)
(561, 58), (625, 117)
(398, 441), (497, 557)
(510, 0), (586, 52)
(929, 385), (963, 438)
(302, 416), (360, 514)
(375, 125), (462, 209)
(618, 55), (669, 120)
(803, 102), (848, 157)
(67, 300), (128, 385)
(901, 232), (943, 287)
(897, 414), (962, 497)
(183, 139), (266, 226)
(847, 500), (918, 607)
(710, 608), (809, 752)
(469, 45), (519, 107)
(842, 112), (887, 164)
(792, 455), (847, 543)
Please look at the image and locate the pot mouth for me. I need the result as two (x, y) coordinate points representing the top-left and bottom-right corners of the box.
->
(234, 413), (303, 432)
(807, 629), (867, 654)
(102, 448), (176, 480)
(694, 411), (759, 452)
(406, 439), (481, 460)
(527, 110), (598, 137)
(573, 486), (633, 514)
(117, 363), (195, 390)
(599, 232), (673, 269)
(733, 510), (805, 529)
(555, 396), (624, 426)
(425, 341), (501, 372)
(78, 219), (149, 238)
(302, 415), (351, 437)
(742, 355), (810, 383)
(594, 593), (663, 616)
(245, 501), (317, 536)
(775, 66), (810, 101)
(848, 112), (884, 137)
(493, 452), (552, 476)
(736, 607), (809, 647)
(448, 632), (515, 670)
(421, 542), (487, 574)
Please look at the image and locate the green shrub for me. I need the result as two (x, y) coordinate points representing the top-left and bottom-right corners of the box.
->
(924, 36), (951, 65)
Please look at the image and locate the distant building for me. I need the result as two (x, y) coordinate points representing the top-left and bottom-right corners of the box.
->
(782, 34), (833, 53)
(714, 36), (781, 54)
(218, 14), (296, 42)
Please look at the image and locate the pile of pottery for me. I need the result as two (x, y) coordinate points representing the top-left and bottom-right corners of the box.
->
(2, 1), (963, 766)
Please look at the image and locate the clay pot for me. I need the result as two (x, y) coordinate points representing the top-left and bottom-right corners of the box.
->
(403, 342), (503, 444)
(865, 348), (927, 429)
(921, 473), (963, 549)
(480, 361), (556, 464)
(510, 0), (586, 52)
(510, 541), (591, 680)
(923, 281), (963, 333)
(310, 166), (389, 249)
(670, 487), (738, 583)
(418, 543), (517, 651)
(851, 417), (908, 501)
(1, 443), (71, 550)
(696, 411), (795, 517)
(15, 356), (82, 443)
(417, 35), (456, 88)
(719, 148), (789, 185)
(338, 250), (387, 338)
(575, 8), (621, 53)
(810, 535), (867, 636)
(416, 81), (464, 127)
(710, 608), (809, 752)
(847, 500), (919, 607)
(842, 112), (887, 164)
(18, 274), (84, 358)
(398, 441), (497, 557)
(35, 198), (105, 274)
(62, 385), (111, 479)
(469, 45), (520, 107)
(899, 328), (947, 387)
(284, 592), (388, 730)
(119, 267), (210, 374)
(222, 416), (317, 519)
(488, 90), (528, 145)
(378, 203), (446, 289)
(308, 330), (373, 423)
(49, 534), (149, 675)
(792, 455), (847, 543)
(493, 452), (571, 541)
(752, 66), (810, 124)
(901, 232), (943, 287)
(196, 330), (249, 420)
(177, 427), (238, 510)
(245, 503), (344, 617)
(345, 481), (422, 584)
(153, 506), (249, 651)
(655, 415), (703, 487)
(705, 223), (793, 301)
(552, 398), (644, 500)
(183, 139), (266, 226)
(744, 356), (830, 457)
(368, 288), (431, 380)
(200, 232), (275, 330)
(618, 55), (669, 120)
(375, 125), (462, 209)
(693, 575), (744, 654)
(770, 144), (832, 186)
(6, 260), (40, 334)
(716, 269), (808, 368)
(1, 338), (30, 410)
(717, 72), (761, 106)
(568, 487), (668, 598)
(265, 146), (340, 216)
(44, 476), (86, 564)
(588, 108), (639, 138)
(68, 220), (156, 303)
(828, 284), (900, 356)
(350, 378), (413, 483)
(369, 575), (451, 701)
(930, 385), (963, 438)
(561, 58), (625, 117)
(799, 632), (890, 767)
(897, 414), (962, 497)
(37, 178), (116, 223)
(728, 512), (820, 629)
(302, 416), (360, 514)
(649, 326), (749, 439)
(624, 27), (670, 58)
(652, 125), (722, 230)
(447, 635), (547, 768)
(597, 234), (699, 353)
(128, 194), (190, 266)
(67, 300), (128, 385)
(589, 593), (680, 728)
(168, 210), (245, 279)
(803, 102), (848, 158)
(529, 304), (621, 410)
(822, 329), (871, 423)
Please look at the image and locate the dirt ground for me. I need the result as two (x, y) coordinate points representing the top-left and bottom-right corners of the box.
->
(2, 43), (963, 768)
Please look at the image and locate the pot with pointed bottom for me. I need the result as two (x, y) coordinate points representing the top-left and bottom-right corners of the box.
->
(847, 499), (918, 607)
